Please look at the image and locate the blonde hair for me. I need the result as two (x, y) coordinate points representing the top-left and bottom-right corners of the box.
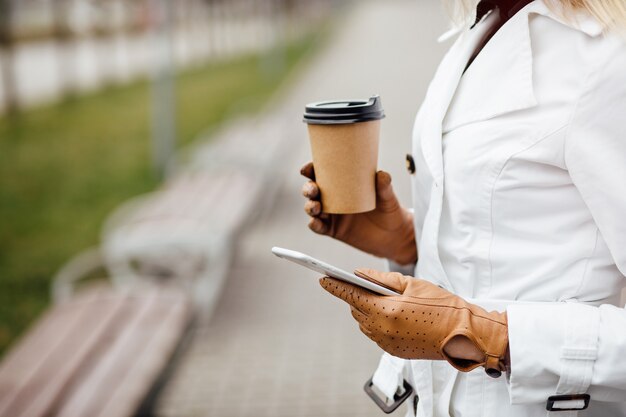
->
(443, 0), (626, 33)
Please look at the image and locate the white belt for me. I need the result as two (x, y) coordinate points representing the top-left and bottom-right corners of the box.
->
(467, 296), (609, 311)
(466, 297), (537, 312)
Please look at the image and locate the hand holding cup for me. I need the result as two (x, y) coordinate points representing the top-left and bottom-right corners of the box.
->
(300, 162), (417, 266)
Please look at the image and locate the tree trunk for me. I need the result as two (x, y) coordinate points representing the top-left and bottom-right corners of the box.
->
(52, 0), (77, 100)
(0, 0), (19, 116)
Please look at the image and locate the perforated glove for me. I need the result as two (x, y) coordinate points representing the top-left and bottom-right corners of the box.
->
(320, 268), (509, 377)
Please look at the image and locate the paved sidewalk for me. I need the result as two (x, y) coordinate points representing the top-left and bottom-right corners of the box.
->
(156, 1), (449, 416)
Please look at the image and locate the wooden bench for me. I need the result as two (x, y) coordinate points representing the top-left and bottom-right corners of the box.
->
(99, 115), (289, 316)
(101, 168), (263, 315)
(0, 287), (192, 417)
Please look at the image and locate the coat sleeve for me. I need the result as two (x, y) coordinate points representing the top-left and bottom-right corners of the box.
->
(505, 42), (626, 404)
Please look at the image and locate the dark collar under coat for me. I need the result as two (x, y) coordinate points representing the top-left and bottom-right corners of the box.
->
(473, 0), (536, 27)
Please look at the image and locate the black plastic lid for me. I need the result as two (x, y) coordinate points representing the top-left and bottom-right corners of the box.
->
(303, 95), (385, 125)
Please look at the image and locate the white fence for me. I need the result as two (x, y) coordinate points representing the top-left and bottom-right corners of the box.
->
(0, 0), (336, 113)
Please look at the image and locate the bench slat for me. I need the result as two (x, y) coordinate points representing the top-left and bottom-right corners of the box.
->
(0, 289), (191, 417)
(0, 290), (129, 417)
(85, 295), (189, 417)
(56, 290), (190, 417)
(0, 292), (98, 404)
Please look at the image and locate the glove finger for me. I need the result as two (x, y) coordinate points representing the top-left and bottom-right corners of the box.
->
(308, 217), (329, 234)
(359, 323), (374, 339)
(301, 181), (320, 200)
(350, 305), (369, 322)
(304, 199), (322, 217)
(319, 277), (375, 314)
(354, 268), (408, 294)
(375, 171), (401, 212)
(300, 162), (316, 181)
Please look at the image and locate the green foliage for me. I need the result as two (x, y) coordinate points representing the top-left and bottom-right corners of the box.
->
(0, 34), (320, 355)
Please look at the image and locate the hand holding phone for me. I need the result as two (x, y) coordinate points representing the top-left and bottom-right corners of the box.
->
(271, 247), (400, 296)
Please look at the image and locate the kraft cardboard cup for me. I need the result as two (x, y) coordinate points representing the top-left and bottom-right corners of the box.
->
(303, 96), (385, 214)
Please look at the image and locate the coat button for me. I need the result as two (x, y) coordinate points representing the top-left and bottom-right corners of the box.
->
(405, 154), (416, 174)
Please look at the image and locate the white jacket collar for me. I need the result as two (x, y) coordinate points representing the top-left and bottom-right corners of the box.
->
(442, 5), (536, 133)
(440, 0), (603, 133)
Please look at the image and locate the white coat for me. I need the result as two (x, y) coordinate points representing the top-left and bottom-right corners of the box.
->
(370, 1), (626, 416)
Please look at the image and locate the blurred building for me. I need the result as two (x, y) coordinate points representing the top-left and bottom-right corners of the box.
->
(0, 0), (338, 114)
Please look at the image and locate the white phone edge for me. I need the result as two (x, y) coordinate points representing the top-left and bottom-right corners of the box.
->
(271, 246), (398, 296)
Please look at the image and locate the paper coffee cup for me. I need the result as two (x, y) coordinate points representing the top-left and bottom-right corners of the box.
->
(303, 96), (385, 214)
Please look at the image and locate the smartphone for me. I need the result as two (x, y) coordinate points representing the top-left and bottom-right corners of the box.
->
(271, 247), (399, 296)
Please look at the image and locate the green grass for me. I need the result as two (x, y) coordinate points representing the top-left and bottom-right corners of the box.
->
(0, 32), (323, 355)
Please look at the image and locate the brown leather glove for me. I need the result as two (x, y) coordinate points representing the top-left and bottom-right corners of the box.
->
(301, 162), (417, 265)
(320, 268), (509, 377)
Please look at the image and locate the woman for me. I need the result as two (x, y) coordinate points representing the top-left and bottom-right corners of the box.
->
(301, 0), (626, 416)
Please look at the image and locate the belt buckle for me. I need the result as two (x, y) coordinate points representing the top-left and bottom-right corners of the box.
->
(364, 377), (414, 414)
(546, 394), (591, 411)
